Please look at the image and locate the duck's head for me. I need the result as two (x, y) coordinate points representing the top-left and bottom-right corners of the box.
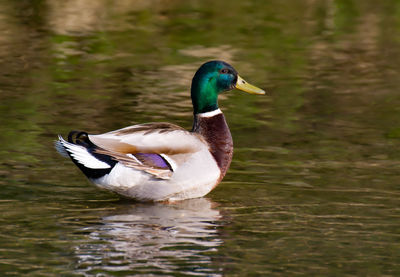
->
(191, 60), (265, 114)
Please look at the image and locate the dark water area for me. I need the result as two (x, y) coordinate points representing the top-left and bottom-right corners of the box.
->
(1, 0), (400, 276)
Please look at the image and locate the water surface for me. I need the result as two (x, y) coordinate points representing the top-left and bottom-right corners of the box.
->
(1, 0), (400, 276)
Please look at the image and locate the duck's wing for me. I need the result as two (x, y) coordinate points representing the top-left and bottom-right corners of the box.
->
(83, 122), (207, 179)
(88, 122), (205, 155)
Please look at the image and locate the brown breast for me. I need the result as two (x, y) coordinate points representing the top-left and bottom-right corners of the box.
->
(192, 113), (233, 182)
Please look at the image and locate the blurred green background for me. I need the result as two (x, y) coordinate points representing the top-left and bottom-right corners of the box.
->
(1, 0), (400, 276)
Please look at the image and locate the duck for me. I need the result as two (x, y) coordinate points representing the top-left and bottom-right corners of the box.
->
(55, 60), (265, 201)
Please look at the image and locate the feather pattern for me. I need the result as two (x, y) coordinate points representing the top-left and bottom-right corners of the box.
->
(93, 147), (173, 180)
(56, 136), (111, 169)
(88, 123), (205, 155)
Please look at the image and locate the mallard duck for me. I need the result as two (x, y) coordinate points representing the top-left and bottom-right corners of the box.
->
(55, 60), (265, 201)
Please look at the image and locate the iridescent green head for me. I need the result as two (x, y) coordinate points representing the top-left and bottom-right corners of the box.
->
(191, 60), (265, 114)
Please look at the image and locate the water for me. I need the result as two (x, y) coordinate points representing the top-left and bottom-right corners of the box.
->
(1, 0), (400, 275)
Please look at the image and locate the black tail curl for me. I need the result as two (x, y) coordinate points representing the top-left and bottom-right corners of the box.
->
(68, 131), (93, 147)
(65, 130), (117, 179)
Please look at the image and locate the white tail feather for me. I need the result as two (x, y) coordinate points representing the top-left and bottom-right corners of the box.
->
(56, 135), (111, 169)
(54, 140), (69, 157)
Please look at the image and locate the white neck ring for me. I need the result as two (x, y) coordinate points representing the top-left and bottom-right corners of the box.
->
(197, 109), (222, 118)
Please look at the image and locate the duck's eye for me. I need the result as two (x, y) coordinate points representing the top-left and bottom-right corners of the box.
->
(220, 68), (229, 74)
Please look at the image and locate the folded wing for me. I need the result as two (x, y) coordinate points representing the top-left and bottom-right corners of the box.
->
(87, 122), (208, 179)
(89, 122), (205, 155)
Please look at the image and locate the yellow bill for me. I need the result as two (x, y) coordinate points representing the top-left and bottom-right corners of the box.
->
(235, 75), (265, 95)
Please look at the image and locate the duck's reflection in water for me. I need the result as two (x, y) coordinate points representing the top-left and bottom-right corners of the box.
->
(75, 198), (223, 276)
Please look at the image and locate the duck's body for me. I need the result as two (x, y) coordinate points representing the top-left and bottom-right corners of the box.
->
(56, 61), (264, 201)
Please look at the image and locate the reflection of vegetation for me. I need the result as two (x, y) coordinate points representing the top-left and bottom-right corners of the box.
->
(1, 0), (400, 184)
(0, 0), (399, 173)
